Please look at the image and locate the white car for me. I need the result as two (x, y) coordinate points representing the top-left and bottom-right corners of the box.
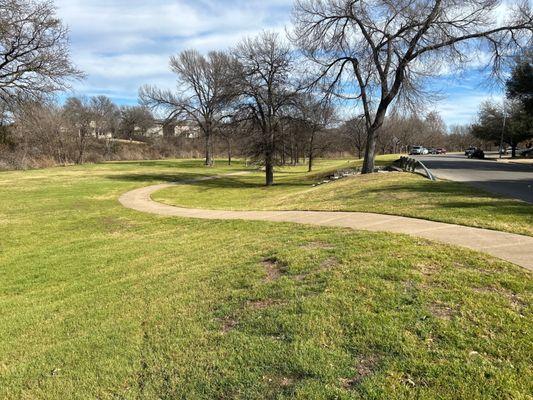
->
(410, 146), (429, 155)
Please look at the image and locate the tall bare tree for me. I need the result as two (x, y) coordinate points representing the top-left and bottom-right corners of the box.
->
(0, 0), (83, 106)
(0, 101), (10, 144)
(63, 97), (92, 164)
(140, 50), (237, 166)
(13, 100), (73, 165)
(294, 94), (335, 171)
(218, 117), (240, 165)
(90, 96), (120, 139)
(291, 0), (533, 173)
(119, 105), (154, 141)
(233, 32), (298, 185)
(342, 116), (367, 159)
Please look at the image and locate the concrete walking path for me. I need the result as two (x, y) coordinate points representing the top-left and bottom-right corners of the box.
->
(119, 173), (533, 271)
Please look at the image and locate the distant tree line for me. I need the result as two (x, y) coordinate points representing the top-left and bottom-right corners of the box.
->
(1, 0), (532, 179)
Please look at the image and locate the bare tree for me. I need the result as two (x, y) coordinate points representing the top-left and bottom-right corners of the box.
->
(448, 124), (478, 151)
(13, 100), (73, 165)
(90, 96), (120, 139)
(294, 94), (335, 171)
(119, 105), (154, 141)
(0, 101), (10, 144)
(218, 117), (240, 165)
(140, 50), (237, 166)
(291, 0), (533, 173)
(63, 97), (92, 164)
(342, 116), (367, 159)
(0, 0), (83, 106)
(233, 31), (298, 185)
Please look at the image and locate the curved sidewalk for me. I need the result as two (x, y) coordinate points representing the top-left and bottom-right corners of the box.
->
(119, 179), (533, 272)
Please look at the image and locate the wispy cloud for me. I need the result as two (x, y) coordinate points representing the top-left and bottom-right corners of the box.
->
(55, 0), (507, 126)
(56, 0), (292, 102)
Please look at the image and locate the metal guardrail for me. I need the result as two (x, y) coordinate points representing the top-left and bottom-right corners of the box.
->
(395, 156), (436, 181)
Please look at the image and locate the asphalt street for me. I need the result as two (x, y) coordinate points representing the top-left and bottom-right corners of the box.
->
(414, 154), (533, 203)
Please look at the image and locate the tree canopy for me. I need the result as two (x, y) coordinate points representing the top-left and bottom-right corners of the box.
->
(0, 0), (83, 107)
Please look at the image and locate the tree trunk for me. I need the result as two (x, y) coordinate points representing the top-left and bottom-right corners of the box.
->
(227, 138), (232, 165)
(308, 133), (315, 172)
(204, 129), (213, 166)
(265, 152), (274, 186)
(77, 129), (85, 165)
(362, 108), (388, 174)
(362, 127), (378, 173)
(264, 124), (275, 185)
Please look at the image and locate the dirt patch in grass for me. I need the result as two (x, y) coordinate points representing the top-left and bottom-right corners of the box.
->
(417, 263), (441, 277)
(341, 355), (379, 389)
(290, 257), (339, 281)
(101, 216), (135, 234)
(429, 302), (454, 321)
(300, 241), (335, 250)
(320, 257), (339, 269)
(218, 316), (238, 334)
(507, 293), (528, 313)
(262, 257), (286, 281)
(474, 286), (528, 313)
(264, 374), (296, 389)
(293, 274), (307, 282)
(247, 299), (283, 310)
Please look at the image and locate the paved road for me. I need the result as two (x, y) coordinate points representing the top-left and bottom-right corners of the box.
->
(415, 154), (533, 203)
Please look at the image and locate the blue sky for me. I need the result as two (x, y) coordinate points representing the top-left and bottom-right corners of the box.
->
(55, 0), (507, 127)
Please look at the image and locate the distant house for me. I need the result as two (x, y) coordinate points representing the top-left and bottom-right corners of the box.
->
(175, 121), (201, 139)
(118, 120), (203, 139)
(145, 120), (201, 139)
(145, 125), (164, 137)
(89, 121), (113, 139)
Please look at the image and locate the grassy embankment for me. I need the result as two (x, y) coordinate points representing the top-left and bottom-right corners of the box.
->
(0, 159), (531, 399)
(154, 157), (533, 236)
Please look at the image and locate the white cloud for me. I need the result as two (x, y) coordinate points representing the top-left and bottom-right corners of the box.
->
(55, 0), (293, 103)
(433, 93), (505, 127)
(53, 0), (507, 125)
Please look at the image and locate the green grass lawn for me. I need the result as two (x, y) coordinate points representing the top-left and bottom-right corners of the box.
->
(1, 159), (532, 399)
(154, 158), (533, 236)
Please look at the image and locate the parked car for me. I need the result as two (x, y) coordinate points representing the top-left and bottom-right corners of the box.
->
(468, 148), (485, 159)
(465, 147), (477, 157)
(520, 148), (533, 158)
(436, 148), (447, 154)
(410, 146), (429, 155)
(427, 148), (438, 154)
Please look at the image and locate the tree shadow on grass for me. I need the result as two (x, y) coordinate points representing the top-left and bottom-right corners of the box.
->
(186, 176), (312, 190)
(436, 201), (533, 219)
(104, 160), (248, 169)
(353, 181), (533, 218)
(105, 172), (312, 189)
(358, 179), (531, 200)
(106, 172), (208, 183)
